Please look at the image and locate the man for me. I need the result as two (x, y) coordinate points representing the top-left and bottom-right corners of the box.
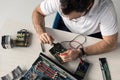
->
(32, 0), (118, 62)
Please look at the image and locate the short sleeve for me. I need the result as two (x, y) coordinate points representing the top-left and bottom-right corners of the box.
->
(40, 0), (59, 15)
(100, 4), (118, 36)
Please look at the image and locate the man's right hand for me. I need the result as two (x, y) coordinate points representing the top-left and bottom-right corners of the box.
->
(39, 33), (54, 44)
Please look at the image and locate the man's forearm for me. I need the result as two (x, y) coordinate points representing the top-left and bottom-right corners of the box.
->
(84, 34), (118, 55)
(85, 41), (112, 55)
(32, 10), (45, 35)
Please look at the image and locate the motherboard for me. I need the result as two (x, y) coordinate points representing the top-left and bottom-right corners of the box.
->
(20, 53), (77, 80)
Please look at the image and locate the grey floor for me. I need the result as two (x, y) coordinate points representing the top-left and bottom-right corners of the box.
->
(0, 0), (120, 42)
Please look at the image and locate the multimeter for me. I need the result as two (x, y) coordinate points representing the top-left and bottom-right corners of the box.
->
(49, 43), (67, 63)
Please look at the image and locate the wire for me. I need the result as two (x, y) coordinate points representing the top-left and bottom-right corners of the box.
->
(71, 34), (87, 45)
(60, 34), (87, 49)
(59, 34), (87, 64)
(69, 40), (83, 49)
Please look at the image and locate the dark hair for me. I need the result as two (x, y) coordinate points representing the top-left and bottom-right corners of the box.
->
(60, 0), (93, 15)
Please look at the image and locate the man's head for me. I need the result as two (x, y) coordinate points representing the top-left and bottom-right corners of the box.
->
(60, 0), (94, 20)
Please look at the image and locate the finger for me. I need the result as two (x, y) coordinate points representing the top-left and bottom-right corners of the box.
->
(59, 52), (68, 56)
(39, 36), (46, 44)
(40, 34), (49, 43)
(59, 54), (71, 62)
(50, 36), (54, 41)
(59, 53), (71, 59)
(62, 57), (72, 62)
(50, 36), (54, 44)
(64, 50), (71, 53)
(59, 50), (71, 58)
(44, 33), (52, 44)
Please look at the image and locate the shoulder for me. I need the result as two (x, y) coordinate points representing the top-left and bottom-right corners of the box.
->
(40, 0), (60, 15)
(88, 0), (115, 16)
(96, 0), (117, 20)
(40, 0), (60, 6)
(41, 0), (60, 10)
(99, 0), (115, 12)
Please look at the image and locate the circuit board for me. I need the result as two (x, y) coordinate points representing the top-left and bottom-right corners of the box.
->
(15, 29), (31, 47)
(20, 53), (77, 80)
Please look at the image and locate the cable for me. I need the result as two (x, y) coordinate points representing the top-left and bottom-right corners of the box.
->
(71, 34), (87, 45)
(69, 40), (83, 49)
(60, 34), (87, 49)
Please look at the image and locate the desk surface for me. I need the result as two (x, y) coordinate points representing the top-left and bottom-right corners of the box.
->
(0, 19), (120, 80)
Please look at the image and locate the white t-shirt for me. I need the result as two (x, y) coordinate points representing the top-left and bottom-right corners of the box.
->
(40, 0), (118, 36)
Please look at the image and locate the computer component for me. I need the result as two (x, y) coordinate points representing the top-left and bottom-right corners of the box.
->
(1, 29), (31, 49)
(15, 29), (31, 47)
(1, 35), (14, 49)
(74, 60), (90, 79)
(1, 66), (24, 80)
(20, 53), (78, 80)
(20, 53), (90, 80)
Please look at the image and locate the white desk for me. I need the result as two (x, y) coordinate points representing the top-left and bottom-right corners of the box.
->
(0, 19), (120, 80)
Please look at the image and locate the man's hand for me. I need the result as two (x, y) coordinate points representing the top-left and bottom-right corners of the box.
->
(39, 33), (54, 44)
(32, 5), (54, 44)
(59, 49), (81, 62)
